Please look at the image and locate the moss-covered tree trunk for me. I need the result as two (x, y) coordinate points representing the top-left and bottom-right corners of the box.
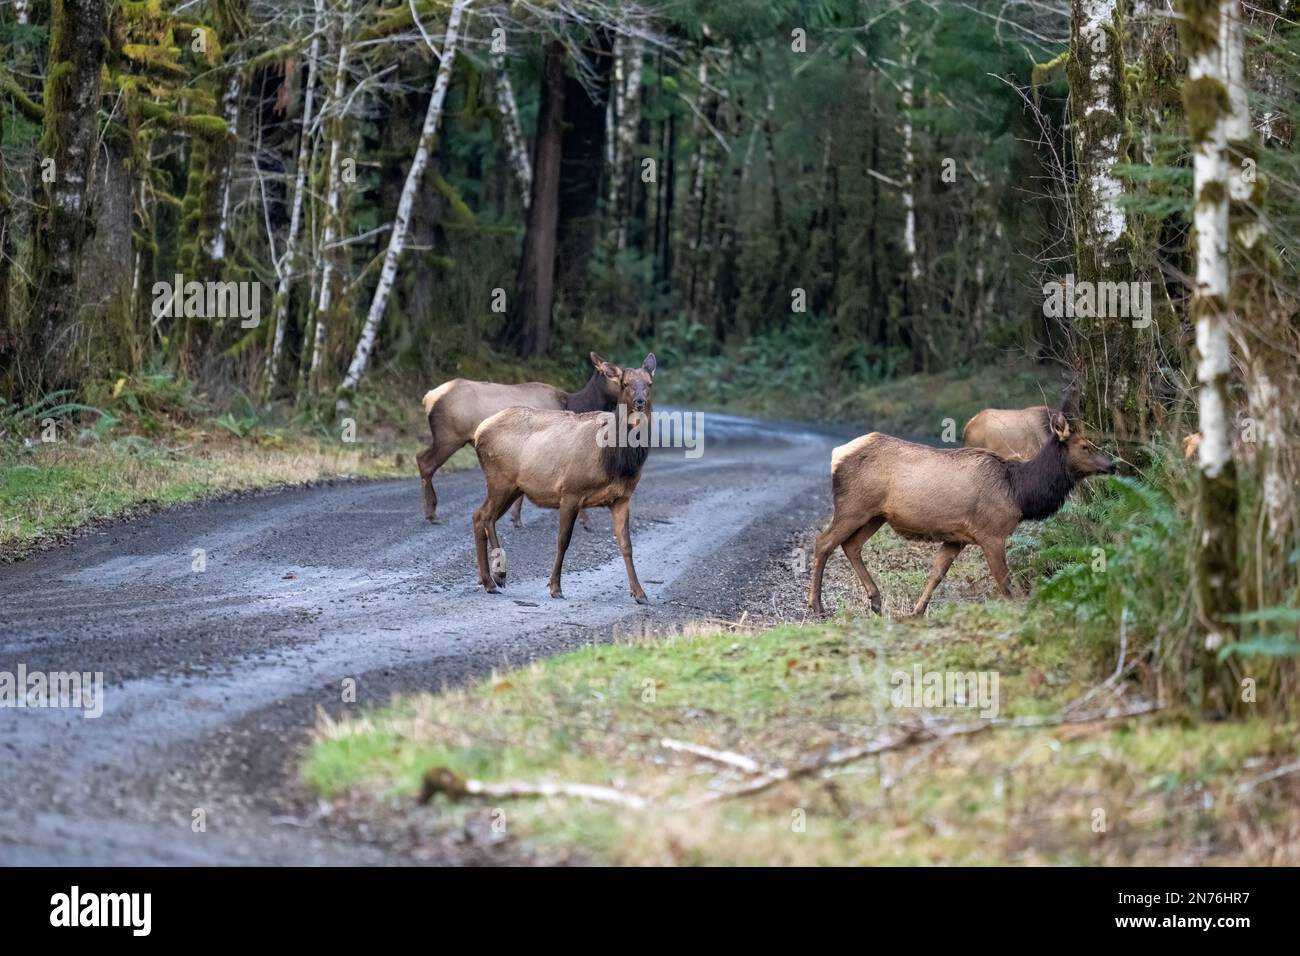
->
(1067, 0), (1136, 439)
(1225, 2), (1295, 614)
(1179, 0), (1239, 713)
(0, 90), (13, 395)
(27, 0), (107, 398)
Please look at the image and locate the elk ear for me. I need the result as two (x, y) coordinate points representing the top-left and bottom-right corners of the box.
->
(1049, 411), (1071, 442)
(642, 353), (657, 378)
(1061, 380), (1080, 420)
(591, 352), (620, 379)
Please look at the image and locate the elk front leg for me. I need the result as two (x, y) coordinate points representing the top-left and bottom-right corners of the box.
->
(611, 498), (647, 604)
(979, 538), (1014, 599)
(913, 541), (965, 615)
(510, 496), (524, 528)
(548, 501), (580, 598)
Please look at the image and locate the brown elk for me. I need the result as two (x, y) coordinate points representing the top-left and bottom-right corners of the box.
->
(471, 354), (657, 604)
(808, 411), (1114, 617)
(418, 352), (623, 527)
(962, 383), (1079, 460)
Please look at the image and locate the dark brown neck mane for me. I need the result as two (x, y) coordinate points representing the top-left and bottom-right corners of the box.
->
(1005, 438), (1076, 521)
(600, 405), (653, 481)
(565, 372), (617, 413)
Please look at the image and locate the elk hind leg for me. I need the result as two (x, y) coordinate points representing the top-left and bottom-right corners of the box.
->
(808, 509), (871, 615)
(418, 433), (465, 523)
(842, 517), (886, 614)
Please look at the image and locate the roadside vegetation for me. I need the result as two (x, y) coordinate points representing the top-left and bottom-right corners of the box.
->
(303, 452), (1300, 865)
(0, 369), (469, 558)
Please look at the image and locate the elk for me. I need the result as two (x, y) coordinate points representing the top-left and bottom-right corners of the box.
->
(470, 354), (657, 604)
(962, 383), (1079, 460)
(418, 352), (623, 527)
(808, 411), (1114, 617)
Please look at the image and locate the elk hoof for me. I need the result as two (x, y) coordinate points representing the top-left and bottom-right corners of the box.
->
(633, 593), (649, 605)
(490, 548), (508, 584)
(869, 595), (883, 615)
(549, 586), (564, 599)
(426, 514), (439, 524)
(482, 582), (499, 594)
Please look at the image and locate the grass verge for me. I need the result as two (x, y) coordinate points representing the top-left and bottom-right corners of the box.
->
(0, 370), (476, 558)
(303, 520), (1300, 865)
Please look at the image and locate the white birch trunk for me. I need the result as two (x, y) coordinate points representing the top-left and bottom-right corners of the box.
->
(337, 0), (471, 409)
(1074, 0), (1127, 251)
(1191, 11), (1233, 483)
(492, 49), (531, 211)
(900, 22), (920, 281)
(614, 36), (645, 251)
(16, 0), (29, 25)
(264, 0), (324, 391)
(208, 73), (242, 263)
(308, 34), (351, 390)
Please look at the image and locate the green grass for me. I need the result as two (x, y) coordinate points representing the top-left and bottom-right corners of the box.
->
(0, 368), (479, 555)
(305, 515), (1300, 865)
(307, 602), (1299, 864)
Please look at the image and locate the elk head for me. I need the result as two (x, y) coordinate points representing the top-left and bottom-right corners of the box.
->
(1050, 411), (1116, 479)
(599, 353), (655, 429)
(590, 352), (631, 406)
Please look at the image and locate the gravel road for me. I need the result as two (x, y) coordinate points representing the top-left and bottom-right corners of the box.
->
(0, 413), (844, 864)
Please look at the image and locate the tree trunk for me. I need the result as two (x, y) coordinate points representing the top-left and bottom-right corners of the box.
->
(338, 0), (471, 406)
(264, 0), (324, 396)
(509, 40), (565, 358)
(493, 48), (531, 211)
(1180, 0), (1239, 710)
(0, 86), (13, 392)
(610, 35), (644, 251)
(27, 0), (107, 398)
(1067, 0), (1179, 445)
(556, 28), (614, 310)
(308, 13), (352, 395)
(654, 109), (675, 291)
(1224, 1), (1293, 607)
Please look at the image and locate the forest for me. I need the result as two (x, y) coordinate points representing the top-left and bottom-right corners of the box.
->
(1, 0), (1299, 867)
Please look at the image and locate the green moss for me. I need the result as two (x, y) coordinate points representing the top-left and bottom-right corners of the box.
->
(431, 170), (475, 226)
(0, 69), (43, 121)
(1182, 75), (1230, 143)
(1176, 0), (1223, 59)
(1031, 49), (1069, 88)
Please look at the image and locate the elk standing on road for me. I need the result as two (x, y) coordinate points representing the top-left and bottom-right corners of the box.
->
(471, 354), (657, 604)
(418, 353), (623, 526)
(809, 411), (1114, 616)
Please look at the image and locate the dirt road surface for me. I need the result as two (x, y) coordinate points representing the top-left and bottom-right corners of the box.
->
(0, 413), (845, 864)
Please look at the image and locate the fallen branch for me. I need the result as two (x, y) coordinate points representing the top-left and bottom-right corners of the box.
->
(416, 703), (1163, 813)
(660, 738), (763, 775)
(420, 767), (647, 811)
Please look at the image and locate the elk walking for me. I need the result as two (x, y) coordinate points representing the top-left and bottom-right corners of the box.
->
(418, 353), (623, 526)
(809, 410), (1114, 616)
(471, 354), (657, 604)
